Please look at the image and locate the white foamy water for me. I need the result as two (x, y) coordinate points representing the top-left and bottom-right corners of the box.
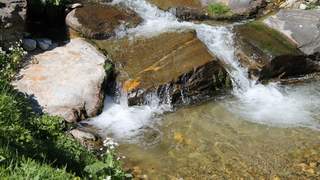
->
(89, 0), (320, 140)
(89, 95), (170, 141)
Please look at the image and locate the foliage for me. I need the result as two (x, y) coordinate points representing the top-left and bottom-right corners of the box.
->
(0, 42), (25, 82)
(306, 2), (320, 10)
(0, 44), (127, 179)
(207, 3), (230, 15)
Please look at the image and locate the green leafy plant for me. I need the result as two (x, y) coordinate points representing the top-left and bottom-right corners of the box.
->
(207, 3), (230, 15)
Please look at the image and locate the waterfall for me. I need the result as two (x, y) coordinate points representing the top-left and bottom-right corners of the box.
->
(89, 0), (319, 141)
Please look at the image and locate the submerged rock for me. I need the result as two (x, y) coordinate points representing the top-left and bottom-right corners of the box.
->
(264, 9), (320, 55)
(13, 38), (107, 122)
(94, 30), (231, 106)
(148, 0), (266, 21)
(235, 22), (320, 81)
(66, 4), (142, 39)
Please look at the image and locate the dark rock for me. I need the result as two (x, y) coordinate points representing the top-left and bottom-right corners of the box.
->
(37, 38), (52, 51)
(66, 4), (142, 39)
(259, 54), (320, 81)
(22, 38), (37, 51)
(235, 21), (320, 81)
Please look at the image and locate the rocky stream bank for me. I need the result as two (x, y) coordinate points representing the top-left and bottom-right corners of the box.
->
(1, 0), (320, 178)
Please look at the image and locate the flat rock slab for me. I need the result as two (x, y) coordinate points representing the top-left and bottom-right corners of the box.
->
(94, 30), (231, 105)
(264, 9), (320, 55)
(66, 4), (142, 39)
(13, 38), (106, 122)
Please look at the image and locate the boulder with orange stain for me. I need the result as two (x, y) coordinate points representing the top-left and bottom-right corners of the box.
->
(13, 38), (107, 122)
(95, 30), (231, 106)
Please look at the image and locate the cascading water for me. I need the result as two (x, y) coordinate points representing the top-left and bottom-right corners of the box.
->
(89, 0), (320, 142)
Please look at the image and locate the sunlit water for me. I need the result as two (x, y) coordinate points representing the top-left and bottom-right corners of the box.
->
(87, 0), (320, 178)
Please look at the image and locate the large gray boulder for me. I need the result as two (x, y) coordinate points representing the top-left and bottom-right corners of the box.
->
(0, 0), (27, 48)
(264, 9), (320, 55)
(13, 38), (107, 122)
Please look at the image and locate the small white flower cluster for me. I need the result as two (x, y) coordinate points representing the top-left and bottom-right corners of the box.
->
(0, 47), (5, 55)
(8, 41), (27, 56)
(103, 137), (119, 151)
(103, 176), (111, 180)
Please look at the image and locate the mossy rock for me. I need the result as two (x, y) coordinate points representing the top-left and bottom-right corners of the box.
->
(235, 21), (301, 60)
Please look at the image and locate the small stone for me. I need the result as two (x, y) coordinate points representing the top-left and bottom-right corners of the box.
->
(22, 38), (37, 51)
(37, 38), (52, 51)
(70, 129), (97, 142)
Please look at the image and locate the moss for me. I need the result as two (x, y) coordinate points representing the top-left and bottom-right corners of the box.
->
(237, 21), (300, 57)
(207, 3), (231, 15)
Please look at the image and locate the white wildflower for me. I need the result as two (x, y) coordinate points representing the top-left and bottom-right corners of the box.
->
(104, 176), (111, 180)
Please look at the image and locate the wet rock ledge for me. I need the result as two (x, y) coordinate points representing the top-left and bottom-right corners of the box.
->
(94, 30), (232, 106)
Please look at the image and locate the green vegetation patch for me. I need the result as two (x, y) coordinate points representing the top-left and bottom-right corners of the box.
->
(207, 3), (231, 15)
(236, 21), (300, 57)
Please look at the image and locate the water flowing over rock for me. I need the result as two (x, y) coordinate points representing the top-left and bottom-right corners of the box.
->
(147, 0), (266, 20)
(234, 22), (320, 81)
(13, 38), (107, 122)
(263, 9), (320, 55)
(0, 0), (26, 48)
(66, 4), (142, 39)
(94, 30), (231, 106)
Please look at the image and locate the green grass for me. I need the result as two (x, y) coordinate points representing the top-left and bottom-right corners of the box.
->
(0, 43), (127, 179)
(207, 3), (230, 15)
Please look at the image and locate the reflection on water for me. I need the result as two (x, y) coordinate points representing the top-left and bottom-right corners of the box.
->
(118, 97), (320, 179)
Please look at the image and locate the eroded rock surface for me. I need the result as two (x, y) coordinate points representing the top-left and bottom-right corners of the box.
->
(264, 9), (320, 55)
(94, 30), (231, 105)
(66, 4), (142, 39)
(13, 38), (107, 122)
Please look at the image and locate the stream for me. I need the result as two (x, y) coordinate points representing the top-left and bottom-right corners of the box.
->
(86, 0), (320, 178)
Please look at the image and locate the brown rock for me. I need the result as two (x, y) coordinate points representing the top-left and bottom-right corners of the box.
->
(94, 30), (231, 106)
(234, 22), (320, 81)
(148, 0), (266, 21)
(66, 4), (142, 39)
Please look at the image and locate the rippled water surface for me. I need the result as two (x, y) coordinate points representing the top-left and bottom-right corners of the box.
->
(117, 95), (320, 179)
